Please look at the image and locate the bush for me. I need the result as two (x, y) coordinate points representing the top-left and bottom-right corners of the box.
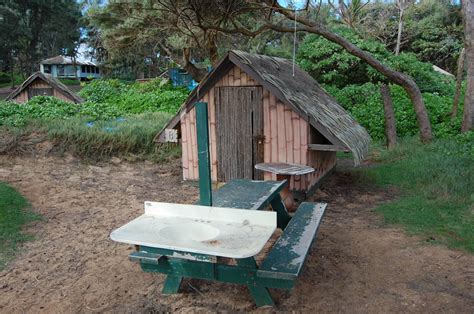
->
(326, 83), (462, 140)
(78, 78), (188, 114)
(0, 78), (189, 128)
(298, 27), (455, 95)
(0, 97), (78, 127)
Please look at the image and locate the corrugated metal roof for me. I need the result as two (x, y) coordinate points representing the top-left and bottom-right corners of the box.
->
(40, 55), (97, 66)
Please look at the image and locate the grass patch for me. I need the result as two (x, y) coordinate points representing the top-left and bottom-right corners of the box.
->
(359, 134), (474, 252)
(0, 182), (41, 269)
(46, 112), (180, 161)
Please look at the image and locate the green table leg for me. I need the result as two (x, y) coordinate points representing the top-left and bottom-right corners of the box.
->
(270, 194), (292, 229)
(162, 275), (183, 294)
(236, 257), (274, 307)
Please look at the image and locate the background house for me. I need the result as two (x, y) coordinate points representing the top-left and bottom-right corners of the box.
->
(6, 72), (83, 103)
(40, 55), (100, 80)
(156, 50), (371, 202)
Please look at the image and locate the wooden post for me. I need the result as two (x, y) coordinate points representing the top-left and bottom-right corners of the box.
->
(195, 102), (213, 206)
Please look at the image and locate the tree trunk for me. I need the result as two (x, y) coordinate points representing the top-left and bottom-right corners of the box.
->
(295, 23), (433, 142)
(261, 2), (432, 141)
(183, 48), (207, 82)
(395, 6), (404, 55)
(380, 84), (397, 149)
(462, 0), (474, 132)
(9, 53), (15, 89)
(452, 48), (466, 119)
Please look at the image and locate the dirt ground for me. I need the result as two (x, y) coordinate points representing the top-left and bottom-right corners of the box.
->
(0, 155), (472, 313)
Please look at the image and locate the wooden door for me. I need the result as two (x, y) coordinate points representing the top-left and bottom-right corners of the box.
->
(215, 86), (263, 181)
(28, 87), (53, 100)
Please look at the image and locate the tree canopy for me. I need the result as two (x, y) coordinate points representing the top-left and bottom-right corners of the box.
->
(0, 0), (82, 77)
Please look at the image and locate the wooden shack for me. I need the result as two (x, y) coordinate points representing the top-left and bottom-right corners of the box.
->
(6, 72), (83, 104)
(156, 50), (370, 201)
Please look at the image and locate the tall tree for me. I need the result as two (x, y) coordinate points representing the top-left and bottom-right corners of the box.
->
(394, 0), (412, 55)
(0, 0), (82, 77)
(87, 0), (433, 141)
(462, 0), (474, 131)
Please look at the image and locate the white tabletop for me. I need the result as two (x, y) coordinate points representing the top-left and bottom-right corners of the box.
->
(110, 202), (277, 259)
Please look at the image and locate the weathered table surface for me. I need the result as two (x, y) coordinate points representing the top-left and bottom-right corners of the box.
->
(128, 179), (307, 307)
(212, 179), (285, 209)
(255, 162), (315, 175)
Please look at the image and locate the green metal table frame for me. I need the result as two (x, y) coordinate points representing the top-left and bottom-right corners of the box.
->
(131, 179), (293, 307)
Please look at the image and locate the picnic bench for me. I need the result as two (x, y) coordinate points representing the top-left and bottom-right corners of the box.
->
(123, 179), (327, 307)
(111, 102), (327, 307)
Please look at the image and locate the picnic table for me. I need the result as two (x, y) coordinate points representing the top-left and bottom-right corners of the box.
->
(112, 179), (327, 307)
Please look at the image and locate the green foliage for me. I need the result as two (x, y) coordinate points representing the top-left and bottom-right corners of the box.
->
(0, 72), (10, 84)
(0, 78), (189, 128)
(59, 79), (81, 86)
(298, 28), (454, 95)
(78, 78), (188, 114)
(0, 1), (82, 77)
(298, 27), (461, 141)
(359, 135), (474, 252)
(0, 73), (23, 88)
(0, 78), (188, 160)
(325, 83), (462, 140)
(298, 28), (389, 88)
(0, 97), (78, 127)
(0, 182), (41, 269)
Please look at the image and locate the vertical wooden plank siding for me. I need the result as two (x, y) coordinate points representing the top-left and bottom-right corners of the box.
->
(262, 90), (272, 181)
(292, 112), (301, 190)
(180, 64), (328, 191)
(180, 111), (188, 180)
(284, 107), (293, 164)
(269, 95), (278, 181)
(208, 88), (218, 182)
(276, 100), (286, 163)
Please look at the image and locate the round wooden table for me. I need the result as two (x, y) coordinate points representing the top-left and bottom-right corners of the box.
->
(255, 163), (315, 210)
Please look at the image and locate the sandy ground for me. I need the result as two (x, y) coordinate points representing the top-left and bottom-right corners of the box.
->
(0, 155), (473, 313)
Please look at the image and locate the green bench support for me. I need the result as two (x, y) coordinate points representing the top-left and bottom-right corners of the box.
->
(130, 202), (327, 307)
(257, 202), (327, 281)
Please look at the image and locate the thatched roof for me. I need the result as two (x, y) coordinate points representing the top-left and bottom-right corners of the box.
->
(6, 72), (83, 103)
(156, 50), (371, 165)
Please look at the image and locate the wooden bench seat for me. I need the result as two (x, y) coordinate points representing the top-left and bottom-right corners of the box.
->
(258, 202), (327, 282)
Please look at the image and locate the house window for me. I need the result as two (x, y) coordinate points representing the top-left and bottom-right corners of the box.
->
(95, 67), (99, 74)
(43, 65), (51, 73)
(81, 65), (86, 73)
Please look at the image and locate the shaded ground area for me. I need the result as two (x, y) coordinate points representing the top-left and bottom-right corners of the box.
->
(0, 156), (472, 312)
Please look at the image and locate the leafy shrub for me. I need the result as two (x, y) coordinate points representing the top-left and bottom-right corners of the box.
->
(325, 83), (462, 140)
(0, 97), (78, 127)
(78, 78), (188, 114)
(0, 78), (189, 128)
(298, 27), (454, 95)
(78, 79), (127, 103)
